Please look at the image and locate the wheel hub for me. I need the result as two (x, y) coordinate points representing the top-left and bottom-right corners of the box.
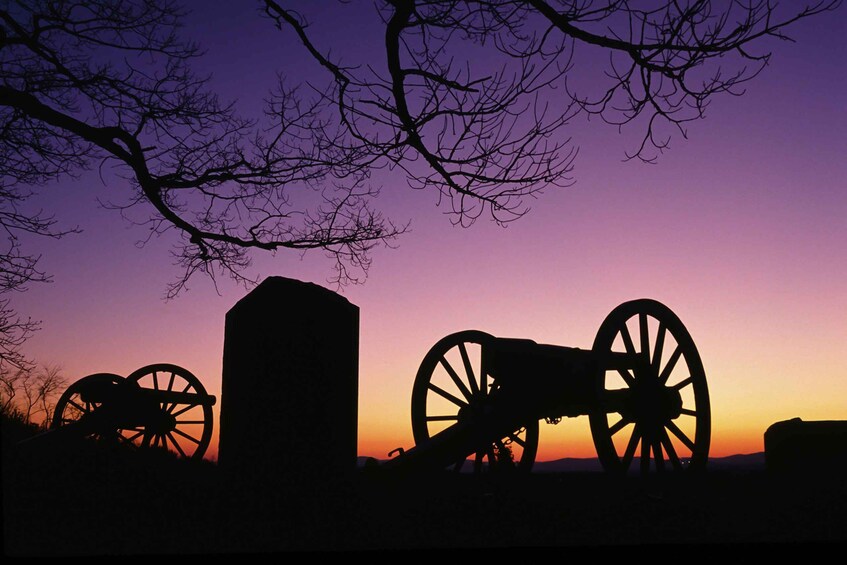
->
(621, 359), (684, 425)
(147, 409), (177, 435)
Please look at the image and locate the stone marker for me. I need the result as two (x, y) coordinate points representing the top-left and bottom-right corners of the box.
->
(218, 277), (359, 487)
(764, 417), (847, 473)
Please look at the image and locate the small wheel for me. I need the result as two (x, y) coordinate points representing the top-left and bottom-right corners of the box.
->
(125, 364), (214, 460)
(411, 330), (539, 473)
(590, 299), (710, 475)
(52, 373), (134, 444)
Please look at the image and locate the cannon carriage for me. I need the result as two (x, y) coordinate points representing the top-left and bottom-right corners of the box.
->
(49, 363), (216, 460)
(386, 299), (710, 475)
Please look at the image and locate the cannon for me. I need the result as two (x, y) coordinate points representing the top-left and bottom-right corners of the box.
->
(48, 363), (216, 460)
(384, 299), (710, 475)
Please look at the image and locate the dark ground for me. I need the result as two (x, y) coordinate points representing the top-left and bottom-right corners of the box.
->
(4, 432), (847, 558)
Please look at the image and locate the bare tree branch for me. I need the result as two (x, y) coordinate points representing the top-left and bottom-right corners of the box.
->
(267, 0), (841, 178)
(0, 0), (407, 298)
(0, 361), (67, 428)
(0, 0), (840, 360)
(265, 0), (580, 227)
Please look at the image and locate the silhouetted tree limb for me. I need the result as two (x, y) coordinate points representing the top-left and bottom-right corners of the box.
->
(0, 298), (39, 370)
(523, 0), (841, 161)
(267, 0), (841, 188)
(266, 0), (580, 227)
(0, 0), (405, 302)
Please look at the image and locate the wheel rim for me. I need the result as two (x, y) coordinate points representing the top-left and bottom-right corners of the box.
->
(590, 300), (710, 475)
(124, 363), (214, 460)
(411, 330), (539, 473)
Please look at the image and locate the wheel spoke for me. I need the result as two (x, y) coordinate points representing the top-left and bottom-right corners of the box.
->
(458, 342), (479, 396)
(619, 322), (636, 355)
(68, 399), (87, 413)
(616, 368), (635, 387)
(125, 430), (144, 443)
(153, 371), (159, 391)
(660, 427), (683, 470)
(428, 382), (467, 408)
(653, 438), (665, 473)
(170, 403), (199, 417)
(680, 408), (697, 417)
(172, 427), (201, 445)
(640, 433), (651, 475)
(621, 424), (641, 471)
(652, 323), (666, 374)
(666, 420), (696, 452)
(426, 415), (459, 422)
(167, 371), (175, 392)
(439, 356), (473, 403)
(507, 432), (526, 448)
(658, 345), (682, 384)
(166, 432), (187, 458)
(639, 313), (650, 361)
(672, 375), (695, 390)
(608, 416), (630, 437)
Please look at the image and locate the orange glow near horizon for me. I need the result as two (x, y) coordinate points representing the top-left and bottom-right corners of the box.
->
(201, 415), (770, 465)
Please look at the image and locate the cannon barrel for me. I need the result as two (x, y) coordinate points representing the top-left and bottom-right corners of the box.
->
(79, 380), (217, 407)
(485, 339), (646, 419)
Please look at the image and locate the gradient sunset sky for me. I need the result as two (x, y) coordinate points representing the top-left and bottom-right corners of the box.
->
(11, 1), (846, 462)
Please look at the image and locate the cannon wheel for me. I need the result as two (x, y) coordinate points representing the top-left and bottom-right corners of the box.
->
(590, 299), (710, 475)
(411, 330), (539, 473)
(51, 372), (133, 445)
(125, 363), (214, 460)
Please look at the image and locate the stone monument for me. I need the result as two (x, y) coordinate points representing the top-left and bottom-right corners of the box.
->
(218, 277), (359, 488)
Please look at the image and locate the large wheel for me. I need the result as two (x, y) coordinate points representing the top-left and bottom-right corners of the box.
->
(411, 330), (539, 473)
(124, 364), (214, 460)
(590, 299), (710, 475)
(52, 373), (131, 444)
